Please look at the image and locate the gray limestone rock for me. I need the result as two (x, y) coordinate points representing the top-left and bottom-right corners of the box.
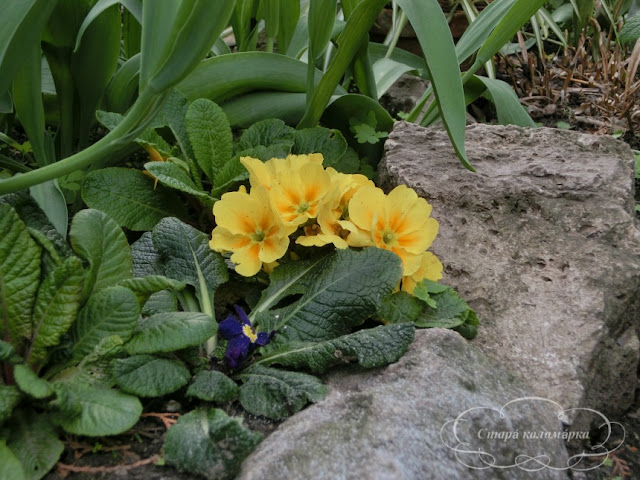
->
(237, 329), (571, 480)
(378, 122), (640, 427)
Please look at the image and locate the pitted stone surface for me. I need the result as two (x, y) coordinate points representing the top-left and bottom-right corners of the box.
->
(237, 329), (570, 480)
(378, 122), (640, 423)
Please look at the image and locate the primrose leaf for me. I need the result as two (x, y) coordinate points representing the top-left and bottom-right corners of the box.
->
(117, 275), (185, 306)
(156, 90), (194, 160)
(69, 209), (132, 297)
(0, 386), (21, 424)
(13, 364), (53, 400)
(70, 286), (140, 363)
(257, 323), (415, 373)
(96, 111), (173, 154)
(28, 257), (85, 367)
(255, 248), (402, 342)
(6, 411), (63, 480)
(164, 407), (262, 480)
(82, 168), (187, 231)
(124, 312), (216, 355)
(55, 385), (142, 436)
(111, 355), (191, 397)
(142, 290), (178, 316)
(292, 127), (348, 168)
(144, 161), (212, 200)
(131, 232), (163, 277)
(211, 156), (249, 198)
(0, 438), (24, 480)
(185, 98), (233, 180)
(152, 217), (228, 291)
(415, 281), (479, 336)
(237, 366), (326, 419)
(236, 118), (295, 151)
(187, 370), (238, 403)
(620, 13), (640, 44)
(375, 291), (425, 324)
(0, 204), (41, 349)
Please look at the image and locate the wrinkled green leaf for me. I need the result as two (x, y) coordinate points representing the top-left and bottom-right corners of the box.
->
(237, 118), (296, 151)
(142, 290), (177, 316)
(257, 323), (415, 373)
(164, 407), (262, 480)
(0, 386), (21, 424)
(82, 168), (187, 231)
(56, 385), (142, 436)
(415, 283), (479, 331)
(28, 256), (85, 367)
(70, 286), (140, 363)
(117, 275), (185, 306)
(238, 366), (326, 419)
(112, 355), (190, 397)
(376, 291), (425, 324)
(0, 438), (25, 480)
(144, 161), (212, 200)
(125, 312), (216, 354)
(211, 157), (250, 198)
(620, 13), (640, 44)
(131, 232), (162, 277)
(292, 127), (347, 168)
(13, 364), (53, 399)
(0, 204), (41, 348)
(186, 98), (233, 181)
(6, 411), (63, 480)
(69, 209), (132, 296)
(187, 370), (238, 403)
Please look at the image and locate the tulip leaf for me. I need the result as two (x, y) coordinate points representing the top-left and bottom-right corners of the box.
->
(164, 408), (262, 480)
(112, 355), (191, 397)
(256, 323), (415, 373)
(0, 204), (41, 349)
(237, 366), (326, 419)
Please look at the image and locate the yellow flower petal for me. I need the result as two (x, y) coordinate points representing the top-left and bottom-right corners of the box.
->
(402, 251), (443, 293)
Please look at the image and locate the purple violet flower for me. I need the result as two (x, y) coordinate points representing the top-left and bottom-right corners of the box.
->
(219, 305), (270, 367)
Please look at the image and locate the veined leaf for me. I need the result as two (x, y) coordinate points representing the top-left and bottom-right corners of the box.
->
(144, 161), (212, 200)
(0, 204), (41, 349)
(236, 118), (296, 151)
(237, 366), (326, 419)
(211, 157), (250, 198)
(255, 248), (402, 342)
(375, 291), (425, 324)
(187, 370), (238, 403)
(27, 256), (85, 368)
(112, 355), (190, 397)
(117, 275), (185, 306)
(0, 0), (58, 94)
(0, 386), (21, 424)
(155, 90), (194, 160)
(396, 0), (470, 170)
(131, 233), (163, 277)
(82, 168), (187, 231)
(69, 209), (132, 297)
(185, 98), (233, 181)
(164, 408), (262, 480)
(620, 13), (640, 44)
(13, 364), (54, 399)
(256, 323), (415, 372)
(0, 438), (24, 480)
(70, 286), (140, 363)
(56, 385), (142, 436)
(292, 127), (347, 169)
(125, 312), (216, 354)
(152, 217), (228, 292)
(6, 411), (63, 480)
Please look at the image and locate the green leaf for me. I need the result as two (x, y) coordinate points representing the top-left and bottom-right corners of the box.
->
(144, 161), (212, 200)
(56, 385), (142, 436)
(292, 127), (348, 168)
(155, 90), (194, 159)
(237, 365), (326, 419)
(125, 312), (216, 354)
(396, 0), (470, 170)
(117, 275), (185, 306)
(187, 370), (238, 403)
(69, 209), (132, 297)
(75, 0), (142, 51)
(103, 53), (140, 113)
(257, 323), (415, 373)
(620, 13), (640, 44)
(372, 57), (417, 99)
(308, 0), (337, 61)
(470, 75), (535, 127)
(70, 286), (140, 363)
(0, 341), (22, 364)
(376, 291), (425, 324)
(28, 257), (85, 368)
(13, 364), (53, 399)
(0, 0), (58, 94)
(277, 0), (300, 53)
(0, 386), (21, 424)
(152, 217), (228, 291)
(211, 157), (250, 198)
(6, 411), (63, 480)
(131, 232), (162, 277)
(237, 118), (296, 151)
(415, 284), (478, 330)
(111, 355), (190, 397)
(82, 168), (187, 231)
(164, 407), (262, 480)
(0, 204), (41, 349)
(0, 438), (25, 480)
(185, 98), (233, 181)
(28, 181), (68, 238)
(142, 290), (177, 316)
(255, 248), (402, 342)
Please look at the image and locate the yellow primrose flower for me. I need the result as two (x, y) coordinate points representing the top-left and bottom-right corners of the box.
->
(241, 153), (324, 191)
(268, 162), (333, 226)
(296, 169), (373, 249)
(142, 146), (166, 189)
(347, 184), (439, 276)
(401, 251), (443, 294)
(209, 185), (290, 276)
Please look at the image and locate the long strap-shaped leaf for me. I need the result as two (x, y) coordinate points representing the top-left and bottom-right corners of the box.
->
(297, 0), (386, 129)
(396, 0), (471, 171)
